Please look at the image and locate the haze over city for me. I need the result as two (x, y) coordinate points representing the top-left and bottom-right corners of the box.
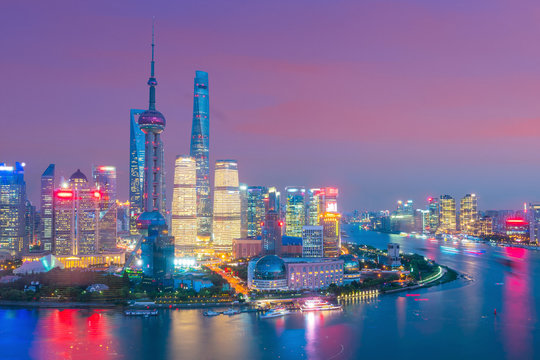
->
(3, 0), (540, 211)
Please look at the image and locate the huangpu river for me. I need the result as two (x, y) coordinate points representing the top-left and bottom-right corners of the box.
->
(2, 226), (539, 360)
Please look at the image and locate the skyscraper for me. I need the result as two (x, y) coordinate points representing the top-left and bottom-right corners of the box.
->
(240, 183), (248, 239)
(138, 25), (166, 215)
(439, 195), (457, 233)
(171, 155), (197, 255)
(459, 194), (478, 234)
(247, 186), (267, 238)
(262, 211), (283, 255)
(306, 188), (321, 226)
(40, 164), (55, 252)
(190, 70), (211, 240)
(129, 108), (146, 234)
(0, 162), (26, 255)
(320, 212), (341, 257)
(285, 187), (306, 237)
(427, 197), (440, 233)
(212, 160), (241, 252)
(93, 166), (117, 251)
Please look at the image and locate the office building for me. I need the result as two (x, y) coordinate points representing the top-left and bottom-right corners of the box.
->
(460, 194), (478, 234)
(439, 195), (457, 233)
(320, 212), (341, 257)
(93, 166), (117, 251)
(427, 197), (440, 233)
(529, 202), (540, 243)
(190, 71), (212, 239)
(40, 164), (55, 252)
(171, 155), (197, 255)
(302, 225), (324, 257)
(262, 210), (282, 255)
(0, 162), (27, 255)
(387, 243), (401, 267)
(285, 187), (306, 237)
(240, 183), (248, 239)
(129, 108), (146, 234)
(247, 186), (267, 238)
(212, 160), (241, 252)
(306, 188), (321, 225)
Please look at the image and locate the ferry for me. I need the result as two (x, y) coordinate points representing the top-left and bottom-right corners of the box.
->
(222, 308), (241, 316)
(260, 307), (291, 319)
(203, 310), (220, 317)
(124, 309), (158, 317)
(300, 299), (342, 312)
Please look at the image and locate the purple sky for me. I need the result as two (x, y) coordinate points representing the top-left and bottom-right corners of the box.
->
(2, 0), (540, 212)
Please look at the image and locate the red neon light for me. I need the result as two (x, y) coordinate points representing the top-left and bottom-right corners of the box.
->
(93, 191), (101, 199)
(56, 190), (74, 199)
(278, 221), (284, 227)
(427, 197), (433, 202)
(506, 218), (528, 226)
(325, 187), (338, 196)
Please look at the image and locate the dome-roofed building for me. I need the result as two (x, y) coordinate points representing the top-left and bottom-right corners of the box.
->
(69, 169), (88, 190)
(138, 109), (166, 132)
(250, 255), (288, 291)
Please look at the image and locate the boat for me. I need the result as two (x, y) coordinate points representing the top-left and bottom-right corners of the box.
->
(203, 310), (220, 317)
(300, 299), (342, 312)
(222, 308), (241, 315)
(124, 309), (158, 316)
(260, 307), (291, 319)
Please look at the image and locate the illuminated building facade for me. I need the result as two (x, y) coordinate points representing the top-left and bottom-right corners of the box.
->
(267, 187), (280, 213)
(190, 71), (212, 239)
(54, 170), (102, 256)
(129, 108), (146, 234)
(320, 212), (341, 257)
(240, 183), (248, 239)
(506, 217), (529, 241)
(528, 202), (540, 243)
(439, 195), (457, 233)
(0, 162), (26, 255)
(306, 188), (321, 225)
(40, 164), (55, 252)
(232, 238), (262, 259)
(302, 225), (324, 257)
(477, 216), (493, 236)
(171, 155), (197, 255)
(212, 160), (241, 252)
(285, 187), (306, 237)
(459, 194), (478, 234)
(93, 166), (117, 251)
(321, 187), (339, 213)
(23, 252), (125, 269)
(137, 211), (174, 280)
(262, 210), (283, 255)
(247, 186), (267, 238)
(427, 197), (440, 233)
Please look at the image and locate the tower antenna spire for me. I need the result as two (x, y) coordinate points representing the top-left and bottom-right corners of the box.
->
(151, 16), (155, 77)
(147, 17), (157, 110)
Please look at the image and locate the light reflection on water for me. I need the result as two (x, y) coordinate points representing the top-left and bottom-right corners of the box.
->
(1, 227), (540, 359)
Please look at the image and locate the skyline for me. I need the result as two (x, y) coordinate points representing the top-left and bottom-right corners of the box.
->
(3, 1), (540, 211)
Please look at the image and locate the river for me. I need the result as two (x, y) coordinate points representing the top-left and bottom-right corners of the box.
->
(1, 225), (539, 360)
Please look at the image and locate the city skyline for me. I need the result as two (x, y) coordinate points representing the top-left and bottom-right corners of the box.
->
(4, 1), (540, 211)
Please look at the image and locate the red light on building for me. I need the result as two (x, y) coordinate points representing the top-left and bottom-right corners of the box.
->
(55, 190), (74, 199)
(506, 218), (528, 226)
(93, 190), (102, 199)
(260, 222), (265, 227)
(278, 221), (284, 227)
(325, 187), (338, 196)
(427, 197), (433, 202)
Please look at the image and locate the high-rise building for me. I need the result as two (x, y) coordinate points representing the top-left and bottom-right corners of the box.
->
(460, 194), (478, 234)
(306, 188), (321, 226)
(427, 197), (440, 233)
(439, 195), (457, 233)
(302, 225), (324, 257)
(247, 186), (267, 238)
(24, 199), (37, 251)
(138, 26), (166, 216)
(93, 166), (117, 251)
(267, 187), (280, 213)
(190, 70), (212, 240)
(0, 162), (26, 255)
(171, 155), (197, 255)
(212, 160), (241, 252)
(137, 211), (174, 282)
(477, 216), (494, 237)
(285, 187), (306, 237)
(239, 183), (248, 239)
(320, 212), (341, 257)
(321, 187), (339, 213)
(54, 170), (101, 256)
(129, 108), (146, 234)
(528, 203), (540, 243)
(262, 210), (283, 255)
(40, 164), (55, 252)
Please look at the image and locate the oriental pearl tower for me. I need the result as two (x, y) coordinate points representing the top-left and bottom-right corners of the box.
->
(138, 22), (166, 215)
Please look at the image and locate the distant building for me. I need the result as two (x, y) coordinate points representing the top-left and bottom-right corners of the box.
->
(93, 166), (117, 251)
(285, 187), (306, 237)
(170, 156), (197, 255)
(0, 162), (27, 255)
(261, 210), (283, 255)
(387, 243), (401, 267)
(247, 186), (267, 238)
(137, 211), (174, 279)
(439, 195), (457, 233)
(306, 188), (321, 226)
(477, 216), (493, 237)
(280, 236), (302, 257)
(128, 108), (146, 234)
(506, 217), (529, 241)
(212, 160), (241, 252)
(427, 197), (440, 233)
(528, 202), (540, 243)
(40, 164), (55, 252)
(320, 212), (341, 257)
(302, 226), (324, 257)
(239, 183), (248, 239)
(459, 194), (478, 234)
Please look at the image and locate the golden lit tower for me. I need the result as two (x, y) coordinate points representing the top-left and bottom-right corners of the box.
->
(171, 156), (197, 255)
(439, 195), (457, 233)
(212, 160), (241, 252)
(459, 194), (478, 234)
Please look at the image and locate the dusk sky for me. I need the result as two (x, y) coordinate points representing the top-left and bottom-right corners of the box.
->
(3, 0), (540, 212)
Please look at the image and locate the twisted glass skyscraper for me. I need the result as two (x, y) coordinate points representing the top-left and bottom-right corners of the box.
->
(190, 71), (211, 240)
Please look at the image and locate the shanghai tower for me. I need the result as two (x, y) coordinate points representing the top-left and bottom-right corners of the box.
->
(138, 24), (166, 215)
(190, 71), (211, 240)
